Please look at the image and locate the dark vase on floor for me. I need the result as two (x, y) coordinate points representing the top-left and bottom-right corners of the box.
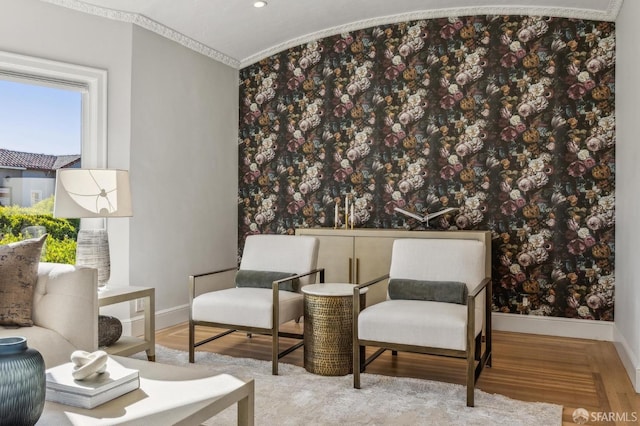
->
(0, 336), (46, 426)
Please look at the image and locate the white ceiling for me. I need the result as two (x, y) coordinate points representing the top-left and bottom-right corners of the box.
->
(41, 0), (622, 69)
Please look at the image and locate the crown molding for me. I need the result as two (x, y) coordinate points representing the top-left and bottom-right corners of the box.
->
(39, 0), (241, 68)
(240, 2), (623, 67)
(41, 0), (622, 70)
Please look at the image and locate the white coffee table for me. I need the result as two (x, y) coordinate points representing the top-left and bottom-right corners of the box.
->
(37, 356), (254, 425)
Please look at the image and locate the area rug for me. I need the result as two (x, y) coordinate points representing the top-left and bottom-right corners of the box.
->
(137, 346), (561, 425)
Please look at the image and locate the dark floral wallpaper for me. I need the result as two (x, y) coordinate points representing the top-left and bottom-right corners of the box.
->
(238, 16), (616, 321)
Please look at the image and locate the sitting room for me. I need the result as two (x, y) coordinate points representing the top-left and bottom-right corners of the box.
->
(1, 0), (639, 424)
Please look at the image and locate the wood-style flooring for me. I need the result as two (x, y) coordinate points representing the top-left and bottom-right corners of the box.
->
(155, 323), (639, 426)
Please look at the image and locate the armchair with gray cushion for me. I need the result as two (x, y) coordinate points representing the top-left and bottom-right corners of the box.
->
(189, 234), (324, 375)
(0, 262), (99, 368)
(352, 238), (492, 407)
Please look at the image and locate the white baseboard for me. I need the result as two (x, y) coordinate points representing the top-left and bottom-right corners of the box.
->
(124, 309), (616, 341)
(492, 312), (614, 341)
(120, 304), (189, 338)
(613, 324), (640, 393)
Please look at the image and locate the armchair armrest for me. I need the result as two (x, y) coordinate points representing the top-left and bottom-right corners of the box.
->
(468, 277), (491, 299)
(271, 267), (325, 291)
(189, 266), (238, 301)
(32, 263), (98, 352)
(466, 276), (492, 357)
(352, 273), (389, 314)
(355, 273), (390, 291)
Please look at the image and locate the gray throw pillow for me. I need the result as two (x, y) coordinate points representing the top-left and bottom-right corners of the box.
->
(388, 278), (468, 305)
(0, 234), (47, 326)
(235, 270), (299, 292)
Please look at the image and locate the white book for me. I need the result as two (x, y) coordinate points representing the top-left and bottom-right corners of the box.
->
(393, 206), (459, 226)
(45, 357), (139, 396)
(46, 376), (140, 409)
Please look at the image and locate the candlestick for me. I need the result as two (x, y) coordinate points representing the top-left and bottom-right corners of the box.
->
(350, 205), (354, 230)
(334, 204), (339, 229)
(344, 195), (349, 230)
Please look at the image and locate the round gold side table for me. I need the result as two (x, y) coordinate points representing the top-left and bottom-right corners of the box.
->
(302, 283), (367, 376)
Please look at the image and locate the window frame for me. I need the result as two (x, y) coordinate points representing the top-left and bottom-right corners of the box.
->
(0, 50), (107, 168)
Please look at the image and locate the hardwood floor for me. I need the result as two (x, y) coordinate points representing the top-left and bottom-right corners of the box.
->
(155, 323), (640, 426)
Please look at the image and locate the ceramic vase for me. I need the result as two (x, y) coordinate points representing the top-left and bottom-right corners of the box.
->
(98, 315), (123, 347)
(0, 336), (45, 426)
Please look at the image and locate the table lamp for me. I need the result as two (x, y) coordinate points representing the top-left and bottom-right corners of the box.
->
(53, 169), (132, 290)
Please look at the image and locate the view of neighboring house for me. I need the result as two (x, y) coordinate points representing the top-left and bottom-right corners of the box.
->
(0, 148), (80, 207)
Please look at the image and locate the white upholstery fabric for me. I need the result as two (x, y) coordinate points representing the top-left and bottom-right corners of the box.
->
(389, 239), (485, 290)
(192, 287), (303, 328)
(358, 299), (483, 351)
(192, 235), (319, 331)
(239, 234), (319, 287)
(0, 325), (77, 368)
(0, 262), (99, 367)
(388, 238), (486, 326)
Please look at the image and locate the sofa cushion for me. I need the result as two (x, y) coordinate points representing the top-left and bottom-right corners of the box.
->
(235, 269), (298, 292)
(388, 278), (468, 305)
(0, 234), (47, 326)
(0, 325), (76, 368)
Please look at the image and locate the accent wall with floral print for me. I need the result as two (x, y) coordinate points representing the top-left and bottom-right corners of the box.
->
(238, 15), (615, 321)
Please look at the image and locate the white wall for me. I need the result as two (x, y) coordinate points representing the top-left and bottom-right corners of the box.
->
(0, 0), (239, 329)
(129, 26), (238, 327)
(0, 0), (133, 291)
(614, 0), (640, 392)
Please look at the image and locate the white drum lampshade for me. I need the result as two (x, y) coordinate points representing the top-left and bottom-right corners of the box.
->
(54, 169), (132, 289)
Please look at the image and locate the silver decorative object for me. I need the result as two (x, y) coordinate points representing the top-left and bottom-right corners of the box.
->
(76, 229), (111, 288)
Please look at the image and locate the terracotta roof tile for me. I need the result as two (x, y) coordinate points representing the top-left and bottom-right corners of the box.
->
(0, 149), (80, 170)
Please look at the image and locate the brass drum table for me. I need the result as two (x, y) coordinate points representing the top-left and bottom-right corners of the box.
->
(302, 283), (367, 376)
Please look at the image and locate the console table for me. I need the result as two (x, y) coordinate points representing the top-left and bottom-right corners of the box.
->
(38, 355), (254, 425)
(99, 286), (155, 361)
(302, 283), (366, 376)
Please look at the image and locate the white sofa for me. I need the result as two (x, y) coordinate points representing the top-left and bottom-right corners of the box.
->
(0, 262), (99, 368)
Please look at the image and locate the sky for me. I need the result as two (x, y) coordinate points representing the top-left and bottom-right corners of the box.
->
(0, 79), (82, 156)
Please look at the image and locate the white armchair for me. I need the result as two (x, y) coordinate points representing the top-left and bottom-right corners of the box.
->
(353, 238), (492, 407)
(189, 234), (323, 374)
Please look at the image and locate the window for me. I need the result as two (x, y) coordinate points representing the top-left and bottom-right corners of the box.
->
(0, 50), (107, 168)
(30, 190), (42, 206)
(0, 78), (83, 208)
(0, 51), (107, 263)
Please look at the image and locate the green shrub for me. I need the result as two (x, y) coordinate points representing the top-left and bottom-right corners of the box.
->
(43, 235), (77, 264)
(0, 197), (78, 264)
(0, 233), (76, 264)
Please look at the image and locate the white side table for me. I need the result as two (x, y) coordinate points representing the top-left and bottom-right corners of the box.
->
(301, 283), (367, 376)
(98, 286), (155, 361)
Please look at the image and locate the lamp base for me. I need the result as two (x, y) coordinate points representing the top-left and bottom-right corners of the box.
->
(76, 229), (110, 290)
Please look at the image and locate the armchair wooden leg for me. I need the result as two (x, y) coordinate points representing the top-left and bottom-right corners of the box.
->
(467, 339), (475, 407)
(353, 343), (361, 389)
(188, 321), (195, 364)
(272, 329), (279, 375)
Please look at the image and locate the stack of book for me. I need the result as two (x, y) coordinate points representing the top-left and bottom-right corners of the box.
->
(45, 357), (140, 409)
